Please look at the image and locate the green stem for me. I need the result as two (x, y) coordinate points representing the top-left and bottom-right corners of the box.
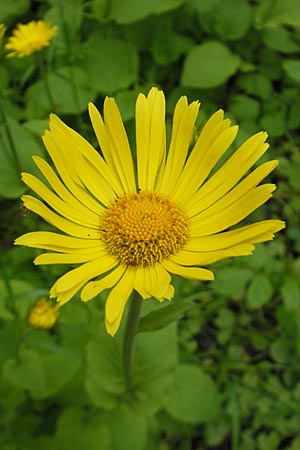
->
(123, 291), (143, 401)
(36, 51), (57, 112)
(0, 100), (22, 175)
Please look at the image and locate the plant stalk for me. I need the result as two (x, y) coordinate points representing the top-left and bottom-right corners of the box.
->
(122, 291), (143, 401)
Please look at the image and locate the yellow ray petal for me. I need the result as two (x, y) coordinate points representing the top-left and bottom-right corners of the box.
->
(103, 97), (136, 192)
(159, 96), (200, 194)
(81, 265), (127, 302)
(34, 250), (106, 265)
(136, 88), (166, 190)
(22, 172), (101, 228)
(22, 195), (101, 239)
(184, 219), (285, 252)
(105, 267), (136, 336)
(187, 132), (270, 214)
(162, 259), (214, 280)
(15, 231), (103, 253)
(133, 264), (172, 300)
(47, 124), (115, 207)
(49, 113), (122, 197)
(170, 244), (254, 266)
(173, 121), (238, 204)
(50, 255), (118, 304)
(190, 184), (276, 236)
(190, 160), (278, 220)
(33, 156), (102, 222)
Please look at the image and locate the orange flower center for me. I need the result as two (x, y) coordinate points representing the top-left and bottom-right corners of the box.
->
(101, 191), (189, 266)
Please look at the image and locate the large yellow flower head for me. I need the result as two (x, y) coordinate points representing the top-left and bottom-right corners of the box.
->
(5, 20), (57, 58)
(15, 88), (285, 336)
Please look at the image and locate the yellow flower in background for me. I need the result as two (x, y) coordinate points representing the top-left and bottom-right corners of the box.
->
(5, 20), (57, 58)
(28, 297), (60, 329)
(15, 87), (285, 336)
(0, 23), (6, 43)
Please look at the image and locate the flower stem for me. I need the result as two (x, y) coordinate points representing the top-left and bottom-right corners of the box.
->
(123, 291), (143, 401)
(36, 51), (57, 113)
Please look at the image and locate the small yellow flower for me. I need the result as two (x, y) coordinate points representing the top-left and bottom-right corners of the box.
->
(16, 87), (285, 336)
(5, 20), (57, 58)
(28, 297), (60, 329)
(0, 23), (6, 43)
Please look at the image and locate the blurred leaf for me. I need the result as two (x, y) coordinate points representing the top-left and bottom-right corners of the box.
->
(0, 0), (29, 21)
(230, 94), (260, 121)
(0, 117), (45, 199)
(283, 60), (300, 84)
(181, 41), (240, 89)
(237, 73), (273, 100)
(93, 0), (185, 24)
(152, 27), (194, 65)
(3, 348), (46, 395)
(212, 267), (253, 298)
(260, 108), (286, 138)
(55, 407), (109, 450)
(163, 364), (221, 423)
(81, 36), (138, 94)
(246, 274), (274, 310)
(138, 299), (195, 332)
(25, 66), (97, 116)
(281, 277), (300, 310)
(103, 405), (147, 450)
(255, 0), (300, 27)
(263, 27), (299, 53)
(213, 0), (253, 41)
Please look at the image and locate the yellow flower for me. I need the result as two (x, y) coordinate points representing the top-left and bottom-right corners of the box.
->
(5, 20), (57, 58)
(0, 23), (6, 43)
(15, 88), (285, 336)
(28, 297), (60, 329)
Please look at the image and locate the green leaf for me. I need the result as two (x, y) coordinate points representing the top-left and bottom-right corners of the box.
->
(3, 349), (46, 395)
(212, 267), (253, 298)
(237, 73), (273, 100)
(86, 323), (178, 412)
(281, 277), (300, 310)
(0, 117), (45, 199)
(25, 66), (97, 116)
(255, 0), (300, 27)
(230, 94), (260, 121)
(93, 0), (185, 24)
(181, 41), (240, 89)
(81, 36), (138, 94)
(138, 299), (195, 332)
(56, 407), (109, 450)
(0, 0), (29, 21)
(279, 162), (300, 190)
(103, 405), (147, 450)
(163, 364), (221, 424)
(263, 27), (299, 54)
(213, 0), (253, 41)
(246, 274), (274, 310)
(283, 60), (300, 84)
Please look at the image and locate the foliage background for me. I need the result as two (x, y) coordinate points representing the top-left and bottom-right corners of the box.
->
(0, 0), (299, 449)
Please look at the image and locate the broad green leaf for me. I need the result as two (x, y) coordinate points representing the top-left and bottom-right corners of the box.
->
(152, 27), (194, 65)
(263, 27), (299, 53)
(93, 0), (185, 24)
(279, 162), (300, 190)
(0, 117), (45, 199)
(103, 405), (147, 450)
(237, 73), (273, 100)
(56, 407), (109, 450)
(138, 299), (195, 332)
(163, 364), (221, 424)
(25, 66), (97, 116)
(86, 323), (178, 412)
(246, 274), (274, 310)
(283, 60), (300, 84)
(81, 36), (138, 94)
(213, 0), (253, 41)
(181, 41), (240, 89)
(260, 109), (286, 138)
(0, 0), (29, 21)
(230, 94), (260, 121)
(211, 267), (253, 298)
(255, 0), (300, 27)
(281, 277), (300, 310)
(3, 348), (46, 395)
